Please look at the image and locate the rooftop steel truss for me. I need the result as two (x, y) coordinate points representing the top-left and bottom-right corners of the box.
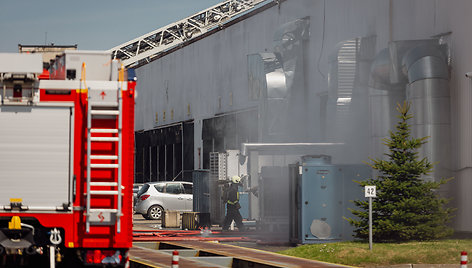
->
(108, 0), (268, 67)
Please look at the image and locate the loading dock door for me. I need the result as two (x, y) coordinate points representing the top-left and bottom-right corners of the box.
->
(0, 106), (72, 210)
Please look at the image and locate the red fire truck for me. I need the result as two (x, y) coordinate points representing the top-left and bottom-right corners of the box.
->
(0, 51), (136, 267)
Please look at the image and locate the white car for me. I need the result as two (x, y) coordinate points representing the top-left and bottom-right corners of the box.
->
(134, 181), (193, 220)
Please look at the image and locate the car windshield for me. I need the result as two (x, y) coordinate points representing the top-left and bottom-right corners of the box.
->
(137, 184), (150, 197)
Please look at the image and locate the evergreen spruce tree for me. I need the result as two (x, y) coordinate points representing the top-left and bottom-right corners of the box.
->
(347, 101), (454, 241)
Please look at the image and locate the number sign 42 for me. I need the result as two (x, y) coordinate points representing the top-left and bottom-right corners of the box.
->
(365, 186), (376, 198)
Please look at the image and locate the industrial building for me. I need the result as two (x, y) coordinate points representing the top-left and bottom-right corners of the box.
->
(116, 0), (472, 238)
(18, 44), (78, 69)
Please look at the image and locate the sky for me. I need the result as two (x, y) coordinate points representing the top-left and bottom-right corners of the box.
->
(0, 0), (223, 52)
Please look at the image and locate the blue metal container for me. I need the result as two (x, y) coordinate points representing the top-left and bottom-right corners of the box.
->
(238, 191), (249, 219)
(294, 155), (370, 244)
(299, 155), (341, 243)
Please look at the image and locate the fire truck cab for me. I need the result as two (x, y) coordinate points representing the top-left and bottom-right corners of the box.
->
(0, 51), (135, 267)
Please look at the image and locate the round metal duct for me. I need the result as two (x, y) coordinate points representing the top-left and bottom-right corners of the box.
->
(402, 44), (449, 83)
(310, 219), (331, 239)
(369, 48), (392, 90)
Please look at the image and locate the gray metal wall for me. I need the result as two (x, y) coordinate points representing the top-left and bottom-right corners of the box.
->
(135, 0), (472, 232)
(135, 0), (389, 164)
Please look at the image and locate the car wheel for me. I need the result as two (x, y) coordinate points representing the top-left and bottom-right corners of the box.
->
(147, 205), (163, 220)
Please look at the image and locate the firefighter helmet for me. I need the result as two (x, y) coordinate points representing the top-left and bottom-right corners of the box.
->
(231, 176), (241, 184)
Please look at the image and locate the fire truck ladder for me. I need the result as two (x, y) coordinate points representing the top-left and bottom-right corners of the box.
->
(108, 0), (268, 67)
(86, 85), (123, 233)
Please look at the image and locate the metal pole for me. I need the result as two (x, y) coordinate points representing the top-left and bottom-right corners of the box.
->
(86, 88), (92, 233)
(157, 146), (160, 179)
(149, 146), (152, 180)
(49, 246), (55, 268)
(369, 196), (373, 251)
(165, 145), (167, 181)
(181, 124), (184, 180)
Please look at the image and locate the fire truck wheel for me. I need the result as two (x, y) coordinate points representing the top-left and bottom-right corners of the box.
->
(147, 205), (164, 220)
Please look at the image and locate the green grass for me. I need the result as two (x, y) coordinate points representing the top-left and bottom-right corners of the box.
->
(277, 240), (472, 267)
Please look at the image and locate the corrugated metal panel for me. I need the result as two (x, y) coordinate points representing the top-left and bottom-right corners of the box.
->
(0, 106), (71, 209)
(336, 39), (358, 115)
(209, 152), (226, 224)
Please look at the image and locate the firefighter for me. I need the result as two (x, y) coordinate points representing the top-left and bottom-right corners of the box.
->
(222, 175), (245, 231)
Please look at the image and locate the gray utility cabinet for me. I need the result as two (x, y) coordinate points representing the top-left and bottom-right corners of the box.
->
(289, 155), (371, 244)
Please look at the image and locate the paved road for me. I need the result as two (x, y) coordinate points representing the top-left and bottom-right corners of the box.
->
(132, 213), (292, 252)
(133, 213), (163, 231)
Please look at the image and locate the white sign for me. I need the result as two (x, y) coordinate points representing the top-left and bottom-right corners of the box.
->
(89, 211), (114, 224)
(365, 186), (376, 198)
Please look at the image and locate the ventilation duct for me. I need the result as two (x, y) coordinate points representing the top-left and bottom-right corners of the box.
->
(247, 17), (310, 142)
(388, 39), (439, 84)
(247, 52), (288, 141)
(369, 48), (406, 159)
(370, 48), (394, 90)
(369, 39), (451, 182)
(402, 43), (450, 182)
(325, 36), (376, 163)
(272, 17), (310, 91)
(402, 44), (449, 82)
